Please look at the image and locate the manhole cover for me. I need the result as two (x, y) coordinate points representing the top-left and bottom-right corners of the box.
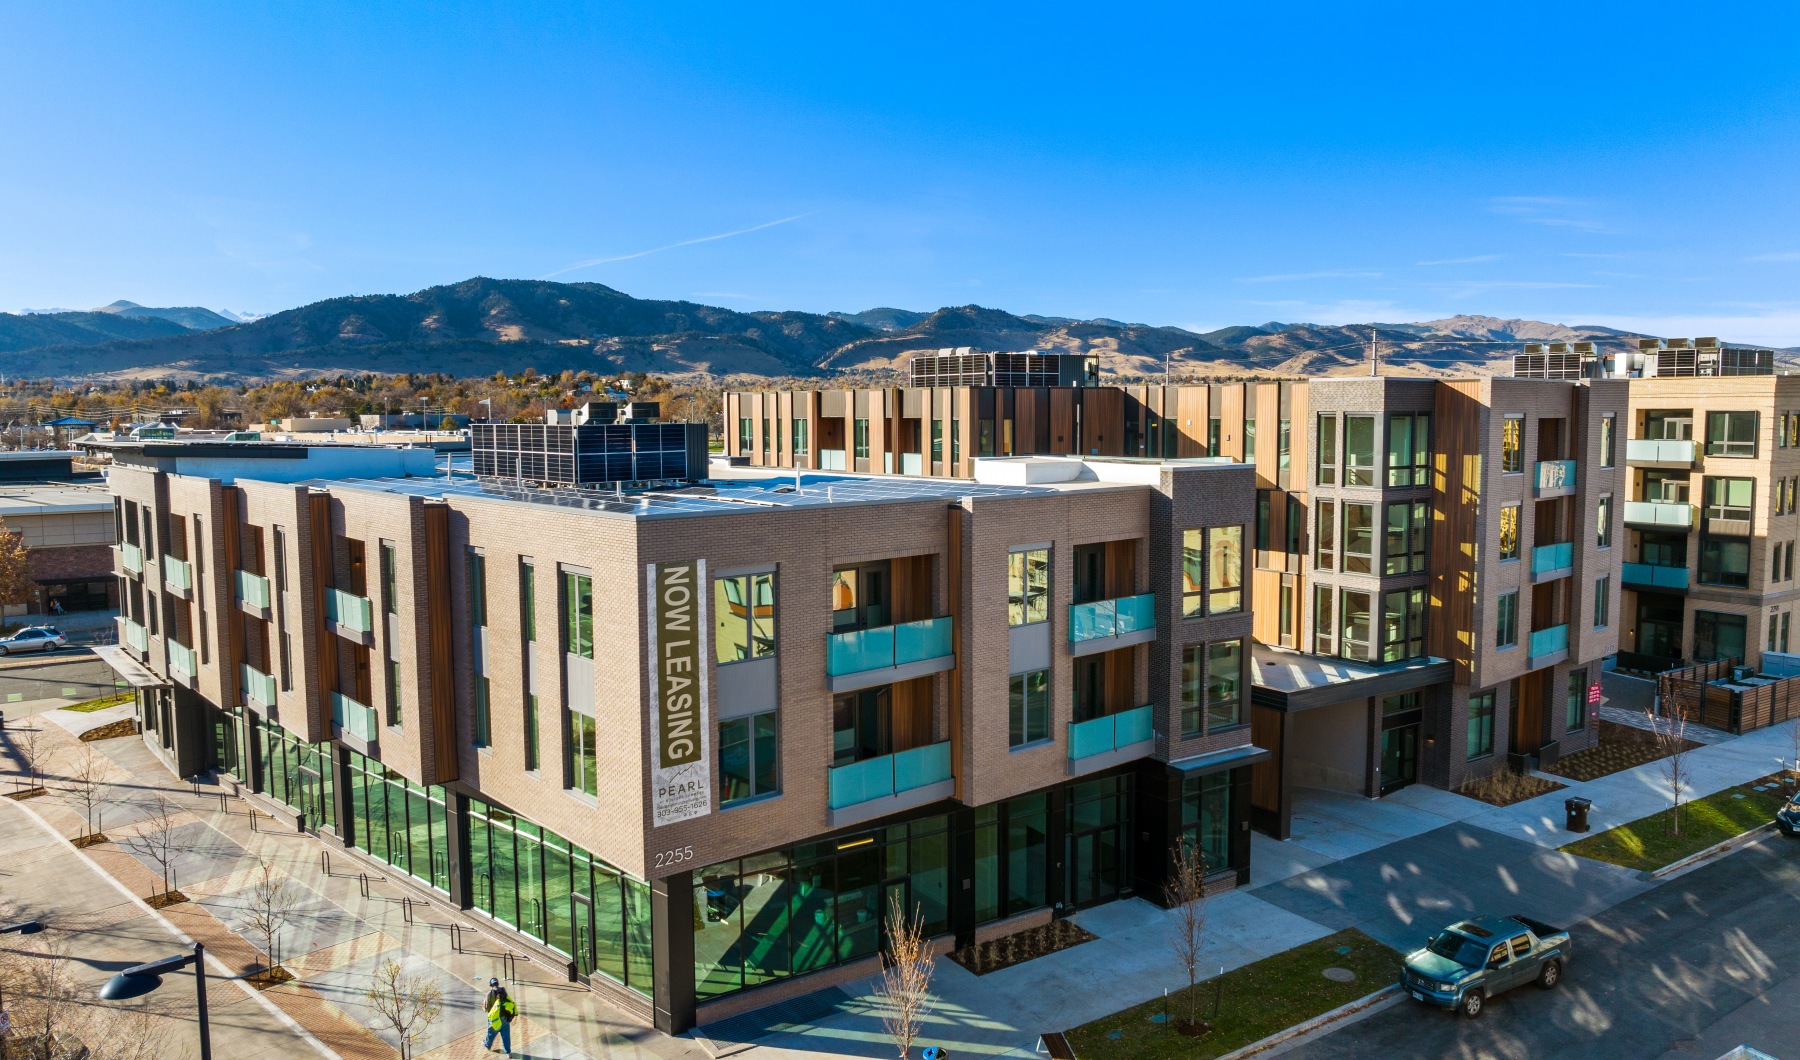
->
(1322, 967), (1357, 983)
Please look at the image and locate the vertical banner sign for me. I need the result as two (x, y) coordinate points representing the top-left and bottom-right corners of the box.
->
(648, 560), (711, 826)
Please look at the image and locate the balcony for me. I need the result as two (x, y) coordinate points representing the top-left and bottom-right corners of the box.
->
(332, 691), (379, 745)
(1623, 500), (1695, 530)
(1068, 593), (1157, 657)
(123, 617), (148, 656)
(1528, 624), (1570, 667)
(162, 555), (193, 598)
(1626, 438), (1696, 468)
(326, 588), (375, 644)
(1534, 459), (1577, 499)
(241, 663), (277, 708)
(1622, 562), (1690, 592)
(1067, 704), (1156, 775)
(820, 448), (847, 471)
(826, 741), (954, 827)
(120, 542), (143, 576)
(1531, 541), (1574, 582)
(825, 616), (955, 693)
(235, 570), (271, 614)
(166, 641), (197, 686)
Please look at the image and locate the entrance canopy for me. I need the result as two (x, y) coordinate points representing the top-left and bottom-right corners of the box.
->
(91, 645), (172, 689)
(1251, 642), (1451, 712)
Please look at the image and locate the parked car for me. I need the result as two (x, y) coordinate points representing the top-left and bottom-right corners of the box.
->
(1777, 793), (1800, 837)
(0, 626), (69, 655)
(1401, 915), (1571, 1019)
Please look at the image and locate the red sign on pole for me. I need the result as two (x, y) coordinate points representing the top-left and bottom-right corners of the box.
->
(1587, 683), (1602, 705)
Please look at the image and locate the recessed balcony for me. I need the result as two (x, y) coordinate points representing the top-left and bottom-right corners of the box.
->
(332, 690), (379, 746)
(826, 741), (953, 827)
(166, 641), (197, 687)
(1623, 500), (1695, 530)
(119, 542), (143, 576)
(1067, 704), (1155, 775)
(241, 662), (277, 709)
(1625, 438), (1696, 468)
(1531, 541), (1574, 583)
(236, 570), (271, 616)
(1528, 624), (1570, 667)
(123, 617), (148, 657)
(1621, 562), (1690, 592)
(1068, 594), (1157, 657)
(162, 555), (192, 599)
(326, 588), (375, 644)
(825, 616), (955, 693)
(1534, 460), (1577, 499)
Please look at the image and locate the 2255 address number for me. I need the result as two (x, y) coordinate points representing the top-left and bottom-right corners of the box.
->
(654, 846), (696, 869)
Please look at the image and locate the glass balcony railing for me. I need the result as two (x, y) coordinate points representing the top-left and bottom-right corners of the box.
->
(1528, 624), (1570, 661)
(1622, 562), (1690, 590)
(166, 641), (197, 680)
(326, 588), (375, 634)
(1531, 541), (1574, 577)
(332, 691), (379, 742)
(124, 618), (147, 653)
(235, 569), (271, 610)
(1068, 704), (1155, 761)
(121, 542), (143, 574)
(1534, 459), (1577, 495)
(827, 741), (953, 810)
(1625, 438), (1696, 466)
(241, 663), (277, 707)
(826, 616), (953, 677)
(820, 449), (848, 471)
(1623, 500), (1696, 529)
(162, 555), (192, 591)
(1069, 594), (1157, 644)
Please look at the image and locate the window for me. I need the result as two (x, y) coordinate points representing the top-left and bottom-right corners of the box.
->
(791, 418), (809, 457)
(1205, 639), (1244, 731)
(738, 418), (752, 453)
(1285, 495), (1304, 555)
(1499, 504), (1520, 561)
(1566, 668), (1589, 733)
(931, 419), (943, 462)
(1255, 491), (1271, 552)
(1180, 645), (1204, 736)
(562, 571), (593, 658)
(1694, 610), (1747, 662)
(720, 712), (779, 805)
(521, 562), (536, 643)
(1645, 410), (1695, 440)
(473, 676), (491, 747)
(1381, 588), (1426, 662)
(469, 550), (488, 747)
(1594, 575), (1610, 628)
(1008, 548), (1049, 626)
(1699, 539), (1751, 588)
(1315, 501), (1336, 571)
(1384, 501), (1428, 574)
(1597, 496), (1612, 548)
(468, 550), (487, 627)
(381, 543), (398, 614)
(1345, 415), (1376, 486)
(1278, 419), (1291, 471)
(1343, 503), (1375, 574)
(386, 659), (402, 727)
(568, 711), (598, 796)
(1387, 413), (1430, 487)
(1009, 669), (1050, 747)
(762, 417), (772, 458)
(1501, 415), (1523, 474)
(1317, 413), (1338, 485)
(1203, 526), (1243, 614)
(1313, 585), (1334, 655)
(1700, 477), (1751, 527)
(1467, 690), (1495, 759)
(1705, 411), (1758, 458)
(1496, 591), (1519, 649)
(1600, 414), (1615, 467)
(714, 572), (777, 662)
(1244, 418), (1256, 462)
(525, 694), (540, 772)
(1340, 589), (1373, 661)
(1208, 417), (1221, 456)
(853, 418), (870, 459)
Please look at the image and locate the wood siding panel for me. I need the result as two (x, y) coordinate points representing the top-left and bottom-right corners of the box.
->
(1176, 386), (1209, 457)
(1084, 388), (1125, 456)
(1221, 385), (1246, 461)
(1255, 383), (1280, 489)
(1431, 381), (1484, 683)
(1049, 388), (1077, 454)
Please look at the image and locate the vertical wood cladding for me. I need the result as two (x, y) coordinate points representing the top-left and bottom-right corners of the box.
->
(1431, 382), (1484, 683)
(1176, 385), (1208, 457)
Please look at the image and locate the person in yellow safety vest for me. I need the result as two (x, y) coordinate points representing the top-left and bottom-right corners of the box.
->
(483, 980), (517, 1056)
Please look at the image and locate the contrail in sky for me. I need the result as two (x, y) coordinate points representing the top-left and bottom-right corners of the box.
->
(539, 213), (815, 279)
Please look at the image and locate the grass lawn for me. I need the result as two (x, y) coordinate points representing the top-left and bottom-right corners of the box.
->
(1065, 928), (1399, 1060)
(1562, 773), (1794, 873)
(63, 691), (136, 713)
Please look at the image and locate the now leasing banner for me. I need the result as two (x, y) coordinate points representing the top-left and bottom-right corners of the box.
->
(648, 560), (712, 826)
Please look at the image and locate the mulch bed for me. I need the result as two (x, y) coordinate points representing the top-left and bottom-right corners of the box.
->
(146, 890), (190, 909)
(1457, 770), (1567, 807)
(1546, 719), (1706, 782)
(246, 966), (295, 990)
(5, 787), (48, 800)
(79, 719), (139, 742)
(948, 919), (1097, 975)
(72, 832), (110, 848)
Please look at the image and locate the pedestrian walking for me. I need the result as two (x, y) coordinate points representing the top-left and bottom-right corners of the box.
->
(483, 979), (517, 1056)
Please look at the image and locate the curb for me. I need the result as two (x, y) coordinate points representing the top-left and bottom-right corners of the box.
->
(1646, 821), (1779, 880)
(1212, 984), (1404, 1060)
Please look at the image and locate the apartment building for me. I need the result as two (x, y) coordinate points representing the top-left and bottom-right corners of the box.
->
(97, 429), (1258, 1033)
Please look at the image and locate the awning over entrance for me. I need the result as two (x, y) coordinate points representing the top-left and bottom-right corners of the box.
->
(1251, 642), (1452, 712)
(1168, 743), (1271, 776)
(91, 645), (171, 689)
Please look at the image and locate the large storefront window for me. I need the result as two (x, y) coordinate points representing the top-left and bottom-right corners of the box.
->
(346, 750), (451, 892)
(467, 799), (653, 996)
(692, 814), (951, 1002)
(1180, 772), (1233, 874)
(1066, 774), (1132, 909)
(253, 716), (335, 833)
(971, 794), (1049, 924)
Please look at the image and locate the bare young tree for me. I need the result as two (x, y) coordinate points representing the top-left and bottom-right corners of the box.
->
(9, 933), (81, 1060)
(875, 891), (937, 1060)
(238, 857), (302, 979)
(1647, 707), (1694, 836)
(75, 1004), (173, 1060)
(1163, 840), (1211, 1031)
(65, 744), (109, 839)
(12, 721), (45, 793)
(363, 957), (443, 1060)
(119, 794), (182, 900)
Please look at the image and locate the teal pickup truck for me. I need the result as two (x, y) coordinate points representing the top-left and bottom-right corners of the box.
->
(1400, 915), (1571, 1019)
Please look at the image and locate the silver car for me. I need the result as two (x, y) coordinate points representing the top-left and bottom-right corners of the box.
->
(0, 626), (69, 655)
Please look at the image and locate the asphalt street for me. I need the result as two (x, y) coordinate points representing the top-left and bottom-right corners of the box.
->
(0, 649), (122, 705)
(1282, 833), (1800, 1059)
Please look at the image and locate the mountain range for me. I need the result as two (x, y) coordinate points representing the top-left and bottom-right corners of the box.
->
(0, 278), (1760, 382)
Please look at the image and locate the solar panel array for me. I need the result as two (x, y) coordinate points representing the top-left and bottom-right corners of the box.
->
(471, 422), (707, 485)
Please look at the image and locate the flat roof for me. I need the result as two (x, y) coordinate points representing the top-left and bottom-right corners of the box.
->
(0, 479), (113, 518)
(1251, 642), (1453, 711)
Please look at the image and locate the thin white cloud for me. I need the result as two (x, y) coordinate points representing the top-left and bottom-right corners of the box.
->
(1416, 254), (1502, 266)
(1601, 306), (1800, 348)
(1419, 280), (1601, 291)
(1489, 196), (1606, 232)
(1236, 269), (1383, 284)
(540, 213), (815, 280)
(1746, 252), (1800, 262)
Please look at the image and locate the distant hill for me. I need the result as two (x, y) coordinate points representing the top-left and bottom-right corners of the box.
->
(0, 276), (1768, 382)
(91, 300), (238, 331)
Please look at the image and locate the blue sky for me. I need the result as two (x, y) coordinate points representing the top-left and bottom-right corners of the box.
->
(5, 2), (1800, 342)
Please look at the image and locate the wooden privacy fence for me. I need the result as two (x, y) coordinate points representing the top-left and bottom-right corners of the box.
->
(1657, 656), (1800, 734)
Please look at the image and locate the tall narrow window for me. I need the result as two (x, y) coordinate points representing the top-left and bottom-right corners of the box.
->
(1566, 669), (1589, 733)
(1317, 413), (1338, 486)
(1387, 413), (1430, 486)
(1340, 589), (1373, 661)
(1597, 496), (1612, 548)
(1255, 491), (1272, 552)
(1496, 591), (1519, 648)
(1244, 418), (1256, 462)
(1278, 418), (1291, 471)
(1499, 504), (1520, 561)
(386, 660), (402, 727)
(1467, 690), (1495, 759)
(1008, 549), (1049, 626)
(1345, 415), (1376, 486)
(791, 418), (809, 457)
(1205, 639), (1244, 731)
(381, 544), (398, 614)
(1286, 495), (1304, 555)
(931, 419), (943, 462)
(1315, 500), (1335, 571)
(720, 712), (779, 804)
(714, 572), (777, 662)
(522, 561), (538, 770)
(1384, 502), (1428, 574)
(563, 571), (594, 658)
(738, 418), (752, 454)
(1501, 415), (1523, 473)
(762, 417), (772, 458)
(569, 712), (598, 796)
(1342, 503), (1374, 574)
(1593, 575), (1610, 629)
(468, 551), (489, 745)
(1381, 588), (1426, 662)
(854, 418), (870, 459)
(1180, 645), (1204, 736)
(1008, 669), (1050, 747)
(1313, 585), (1335, 655)
(1599, 415), (1615, 467)
(1182, 526), (1242, 615)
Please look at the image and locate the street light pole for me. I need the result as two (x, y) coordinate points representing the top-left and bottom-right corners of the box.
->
(98, 941), (211, 1060)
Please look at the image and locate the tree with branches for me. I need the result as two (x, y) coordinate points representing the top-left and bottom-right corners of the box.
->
(65, 744), (108, 840)
(364, 957), (444, 1060)
(1163, 839), (1212, 1032)
(120, 794), (183, 901)
(875, 891), (937, 1060)
(12, 720), (45, 794)
(239, 857), (302, 980)
(1647, 707), (1694, 835)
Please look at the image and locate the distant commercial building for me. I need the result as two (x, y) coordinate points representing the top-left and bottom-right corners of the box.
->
(0, 451), (118, 618)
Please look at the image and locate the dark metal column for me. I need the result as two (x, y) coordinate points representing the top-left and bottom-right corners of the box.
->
(650, 870), (696, 1035)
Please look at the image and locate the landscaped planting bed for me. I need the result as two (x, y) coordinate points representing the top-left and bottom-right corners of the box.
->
(1547, 719), (1704, 782)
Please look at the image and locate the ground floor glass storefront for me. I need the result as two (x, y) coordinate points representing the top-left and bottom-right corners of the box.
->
(253, 715), (336, 833)
(971, 793), (1049, 923)
(1180, 772), (1233, 873)
(346, 750), (452, 892)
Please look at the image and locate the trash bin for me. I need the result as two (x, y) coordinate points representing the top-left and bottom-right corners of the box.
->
(1565, 796), (1593, 833)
